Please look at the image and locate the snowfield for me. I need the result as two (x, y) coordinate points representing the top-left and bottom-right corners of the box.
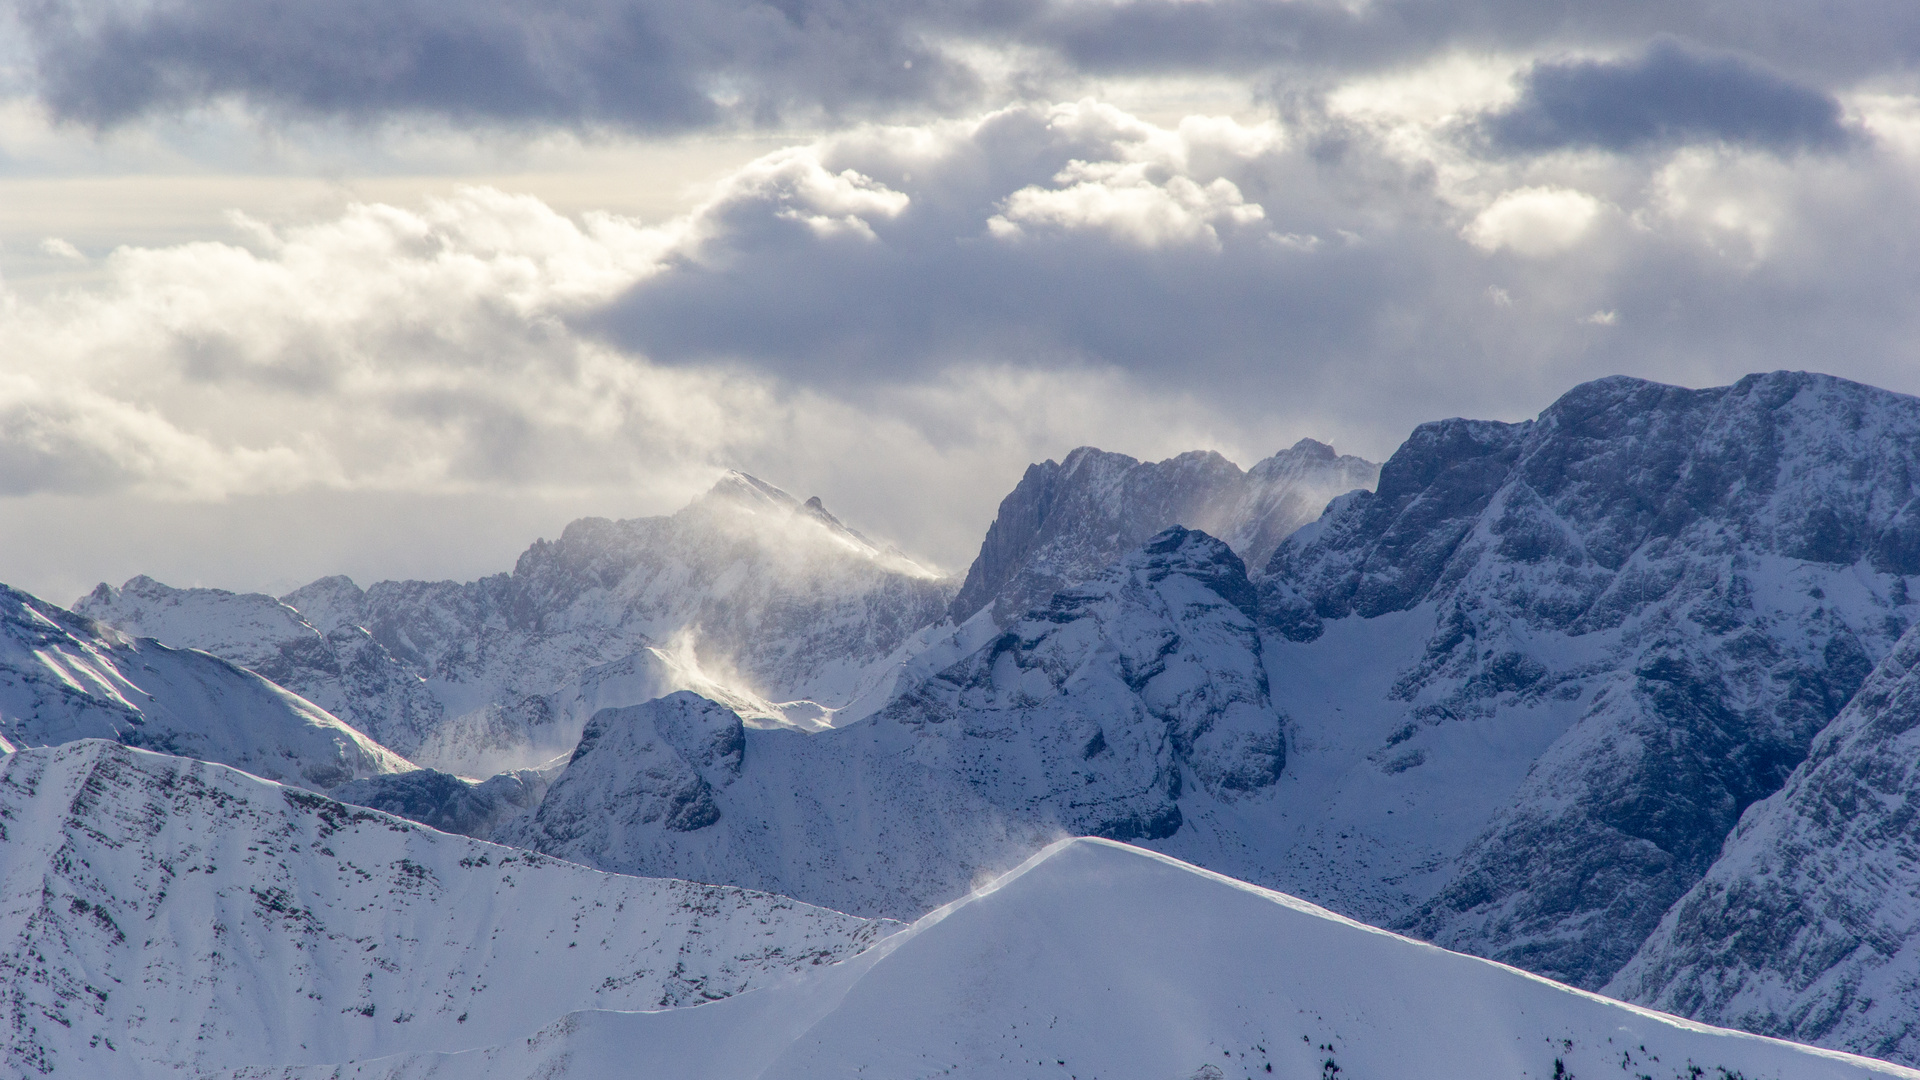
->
(221, 839), (1918, 1080)
(0, 741), (896, 1077)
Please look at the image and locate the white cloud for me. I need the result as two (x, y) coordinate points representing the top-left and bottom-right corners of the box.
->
(992, 164), (1263, 248)
(10, 87), (1920, 599)
(1464, 186), (1603, 256)
(986, 101), (1277, 249)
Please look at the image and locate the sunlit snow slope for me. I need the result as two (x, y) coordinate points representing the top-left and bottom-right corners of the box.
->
(501, 527), (1286, 918)
(0, 741), (897, 1077)
(82, 472), (956, 774)
(237, 839), (1916, 1080)
(0, 584), (409, 791)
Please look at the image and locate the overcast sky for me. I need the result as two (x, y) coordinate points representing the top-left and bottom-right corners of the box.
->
(4, 0), (1920, 603)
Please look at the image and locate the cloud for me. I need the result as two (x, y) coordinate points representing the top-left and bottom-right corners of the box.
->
(1463, 186), (1602, 256)
(19, 0), (1920, 137)
(1480, 39), (1852, 154)
(582, 96), (1920, 446)
(0, 167), (1299, 583)
(9, 94), (1920, 595)
(18, 0), (989, 131)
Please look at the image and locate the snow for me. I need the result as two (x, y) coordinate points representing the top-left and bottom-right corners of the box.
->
(80, 472), (956, 774)
(224, 839), (1918, 1080)
(0, 740), (897, 1077)
(1, 584), (411, 791)
(500, 528), (1289, 918)
(74, 575), (446, 758)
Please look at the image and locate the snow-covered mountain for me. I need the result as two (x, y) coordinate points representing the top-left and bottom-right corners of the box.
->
(1261, 371), (1920, 991)
(0, 584), (409, 791)
(231, 839), (1915, 1080)
(949, 440), (1378, 625)
(0, 739), (897, 1077)
(500, 527), (1288, 917)
(481, 371), (1920, 1012)
(1607, 618), (1920, 1063)
(74, 574), (445, 757)
(79, 472), (956, 774)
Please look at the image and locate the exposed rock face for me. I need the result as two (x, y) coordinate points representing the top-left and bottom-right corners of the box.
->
(74, 575), (444, 757)
(0, 740), (897, 1077)
(1607, 620), (1920, 1063)
(330, 760), (563, 839)
(502, 528), (1287, 918)
(1261, 372), (1920, 989)
(950, 441), (1377, 625)
(0, 584), (409, 792)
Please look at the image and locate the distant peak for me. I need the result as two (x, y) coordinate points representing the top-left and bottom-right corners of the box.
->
(1287, 437), (1336, 458)
(699, 470), (802, 513)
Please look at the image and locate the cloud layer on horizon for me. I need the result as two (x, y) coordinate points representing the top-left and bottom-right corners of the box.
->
(7, 1), (1920, 594)
(16, 0), (1920, 132)
(8, 92), (1920, 546)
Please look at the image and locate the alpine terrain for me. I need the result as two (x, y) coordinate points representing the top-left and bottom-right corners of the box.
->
(15, 370), (1920, 1074)
(217, 840), (1915, 1080)
(1, 584), (410, 791)
(0, 739), (896, 1077)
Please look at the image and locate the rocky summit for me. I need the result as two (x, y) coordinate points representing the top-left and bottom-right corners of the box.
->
(949, 440), (1377, 625)
(500, 526), (1286, 918)
(1266, 371), (1920, 989)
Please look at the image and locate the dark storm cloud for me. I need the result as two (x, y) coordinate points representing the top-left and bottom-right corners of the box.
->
(571, 100), (1920, 451)
(1482, 40), (1852, 154)
(18, 0), (998, 130)
(1031, 0), (1920, 85)
(19, 0), (1920, 132)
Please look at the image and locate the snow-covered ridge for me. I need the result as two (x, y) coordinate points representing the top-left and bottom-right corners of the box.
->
(226, 839), (1918, 1080)
(78, 471), (956, 774)
(951, 440), (1378, 625)
(0, 740), (898, 1077)
(0, 583), (410, 791)
(500, 527), (1287, 918)
(74, 574), (445, 757)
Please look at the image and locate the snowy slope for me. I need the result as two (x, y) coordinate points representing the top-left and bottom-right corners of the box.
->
(499, 527), (1288, 918)
(0, 584), (410, 791)
(232, 839), (1916, 1080)
(74, 575), (445, 757)
(1607, 619), (1920, 1063)
(0, 740), (896, 1077)
(88, 473), (954, 774)
(950, 440), (1377, 625)
(1256, 372), (1920, 990)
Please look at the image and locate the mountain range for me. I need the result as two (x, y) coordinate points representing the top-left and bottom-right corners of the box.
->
(16, 369), (1920, 1073)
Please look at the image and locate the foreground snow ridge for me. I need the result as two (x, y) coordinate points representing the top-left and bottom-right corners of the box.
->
(233, 839), (1915, 1080)
(0, 741), (896, 1077)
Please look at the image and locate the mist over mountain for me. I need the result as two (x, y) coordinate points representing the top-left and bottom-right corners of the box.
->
(499, 527), (1284, 917)
(950, 439), (1378, 625)
(81, 472), (956, 775)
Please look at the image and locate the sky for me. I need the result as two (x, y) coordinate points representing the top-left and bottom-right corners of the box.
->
(4, 0), (1920, 603)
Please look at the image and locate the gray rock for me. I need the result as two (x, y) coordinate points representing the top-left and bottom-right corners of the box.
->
(951, 441), (1377, 625)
